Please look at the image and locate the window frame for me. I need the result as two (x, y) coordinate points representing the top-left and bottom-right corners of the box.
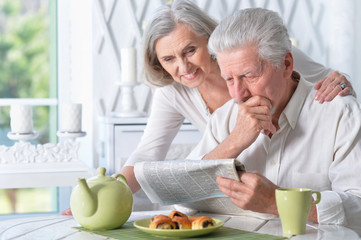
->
(0, 0), (88, 218)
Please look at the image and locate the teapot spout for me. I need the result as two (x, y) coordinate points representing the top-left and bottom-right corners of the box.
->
(76, 178), (97, 217)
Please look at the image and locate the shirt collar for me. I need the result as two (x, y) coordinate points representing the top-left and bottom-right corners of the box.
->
(282, 73), (313, 129)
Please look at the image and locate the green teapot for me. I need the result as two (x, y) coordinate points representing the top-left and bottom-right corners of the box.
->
(70, 167), (133, 230)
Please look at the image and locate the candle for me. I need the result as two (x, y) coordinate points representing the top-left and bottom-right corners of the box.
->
(10, 105), (34, 133)
(60, 103), (82, 133)
(121, 47), (137, 83)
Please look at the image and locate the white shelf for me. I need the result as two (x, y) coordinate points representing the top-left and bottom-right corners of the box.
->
(0, 171), (93, 189)
(99, 116), (148, 125)
(99, 116), (193, 125)
(0, 162), (93, 189)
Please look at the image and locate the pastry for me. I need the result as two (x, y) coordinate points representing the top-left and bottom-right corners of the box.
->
(148, 211), (216, 230)
(168, 210), (188, 218)
(191, 216), (216, 229)
(188, 216), (200, 222)
(149, 218), (177, 229)
(171, 216), (192, 229)
(151, 214), (171, 222)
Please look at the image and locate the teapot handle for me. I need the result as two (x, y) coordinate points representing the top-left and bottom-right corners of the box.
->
(112, 173), (128, 185)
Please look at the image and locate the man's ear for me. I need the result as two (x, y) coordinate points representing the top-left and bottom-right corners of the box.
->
(283, 51), (293, 78)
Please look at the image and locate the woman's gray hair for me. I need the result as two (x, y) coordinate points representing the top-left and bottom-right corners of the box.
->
(143, 0), (217, 87)
(208, 8), (291, 69)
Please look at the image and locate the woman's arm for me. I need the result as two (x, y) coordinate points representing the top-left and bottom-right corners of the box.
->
(120, 166), (140, 193)
(292, 47), (355, 103)
(120, 86), (186, 193)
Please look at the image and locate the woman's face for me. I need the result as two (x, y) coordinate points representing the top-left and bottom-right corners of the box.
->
(155, 23), (215, 88)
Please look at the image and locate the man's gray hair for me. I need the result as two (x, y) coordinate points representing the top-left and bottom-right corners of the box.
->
(143, 0), (217, 87)
(208, 8), (291, 68)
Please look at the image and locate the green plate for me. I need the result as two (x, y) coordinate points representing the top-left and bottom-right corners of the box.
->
(133, 217), (224, 238)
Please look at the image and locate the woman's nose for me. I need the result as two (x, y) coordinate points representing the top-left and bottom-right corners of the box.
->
(178, 58), (190, 73)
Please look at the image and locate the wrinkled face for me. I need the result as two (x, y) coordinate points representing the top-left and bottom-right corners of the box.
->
(155, 23), (215, 88)
(217, 46), (288, 113)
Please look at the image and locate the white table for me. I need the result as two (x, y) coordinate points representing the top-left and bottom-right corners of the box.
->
(0, 210), (359, 240)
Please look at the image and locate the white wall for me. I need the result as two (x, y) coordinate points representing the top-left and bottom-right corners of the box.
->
(327, 0), (359, 96)
(355, 0), (361, 97)
(58, 0), (93, 168)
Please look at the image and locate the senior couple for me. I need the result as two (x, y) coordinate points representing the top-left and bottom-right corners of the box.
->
(62, 0), (360, 232)
(119, 0), (361, 233)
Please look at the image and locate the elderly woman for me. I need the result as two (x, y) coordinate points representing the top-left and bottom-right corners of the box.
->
(120, 0), (354, 193)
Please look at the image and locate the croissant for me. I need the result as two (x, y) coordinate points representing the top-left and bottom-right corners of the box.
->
(171, 216), (192, 229)
(149, 218), (177, 229)
(188, 216), (200, 222)
(168, 210), (188, 219)
(151, 214), (171, 222)
(191, 216), (216, 229)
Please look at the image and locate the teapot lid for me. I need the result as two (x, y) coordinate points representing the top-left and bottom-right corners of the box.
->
(97, 167), (106, 177)
(87, 167), (128, 185)
(87, 167), (115, 183)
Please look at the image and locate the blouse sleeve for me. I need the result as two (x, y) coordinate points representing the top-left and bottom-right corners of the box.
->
(124, 86), (185, 167)
(292, 46), (334, 83)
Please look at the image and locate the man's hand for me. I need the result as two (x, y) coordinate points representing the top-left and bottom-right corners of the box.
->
(203, 96), (276, 160)
(233, 96), (276, 144)
(314, 71), (355, 103)
(216, 171), (279, 215)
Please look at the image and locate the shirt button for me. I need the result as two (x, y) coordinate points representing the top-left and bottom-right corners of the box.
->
(271, 160), (276, 165)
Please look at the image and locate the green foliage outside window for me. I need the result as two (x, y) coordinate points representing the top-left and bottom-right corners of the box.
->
(0, 0), (51, 144)
(0, 0), (58, 216)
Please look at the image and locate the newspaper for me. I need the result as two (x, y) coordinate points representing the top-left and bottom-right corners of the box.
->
(134, 158), (275, 219)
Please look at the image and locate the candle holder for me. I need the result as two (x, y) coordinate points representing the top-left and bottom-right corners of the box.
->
(7, 131), (39, 141)
(57, 131), (87, 142)
(111, 82), (145, 117)
(3, 129), (87, 165)
(1, 104), (89, 169)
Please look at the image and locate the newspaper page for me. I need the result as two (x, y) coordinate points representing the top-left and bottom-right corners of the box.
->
(134, 159), (275, 219)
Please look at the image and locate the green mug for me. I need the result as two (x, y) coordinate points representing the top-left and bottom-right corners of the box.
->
(275, 188), (321, 236)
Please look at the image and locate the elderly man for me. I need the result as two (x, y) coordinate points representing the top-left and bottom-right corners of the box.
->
(187, 8), (361, 232)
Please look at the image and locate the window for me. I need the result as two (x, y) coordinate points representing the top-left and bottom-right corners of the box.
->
(0, 0), (58, 216)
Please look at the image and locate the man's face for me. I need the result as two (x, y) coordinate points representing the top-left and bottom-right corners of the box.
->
(217, 46), (288, 114)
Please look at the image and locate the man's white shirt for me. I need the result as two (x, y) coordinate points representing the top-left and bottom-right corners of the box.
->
(188, 77), (361, 231)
